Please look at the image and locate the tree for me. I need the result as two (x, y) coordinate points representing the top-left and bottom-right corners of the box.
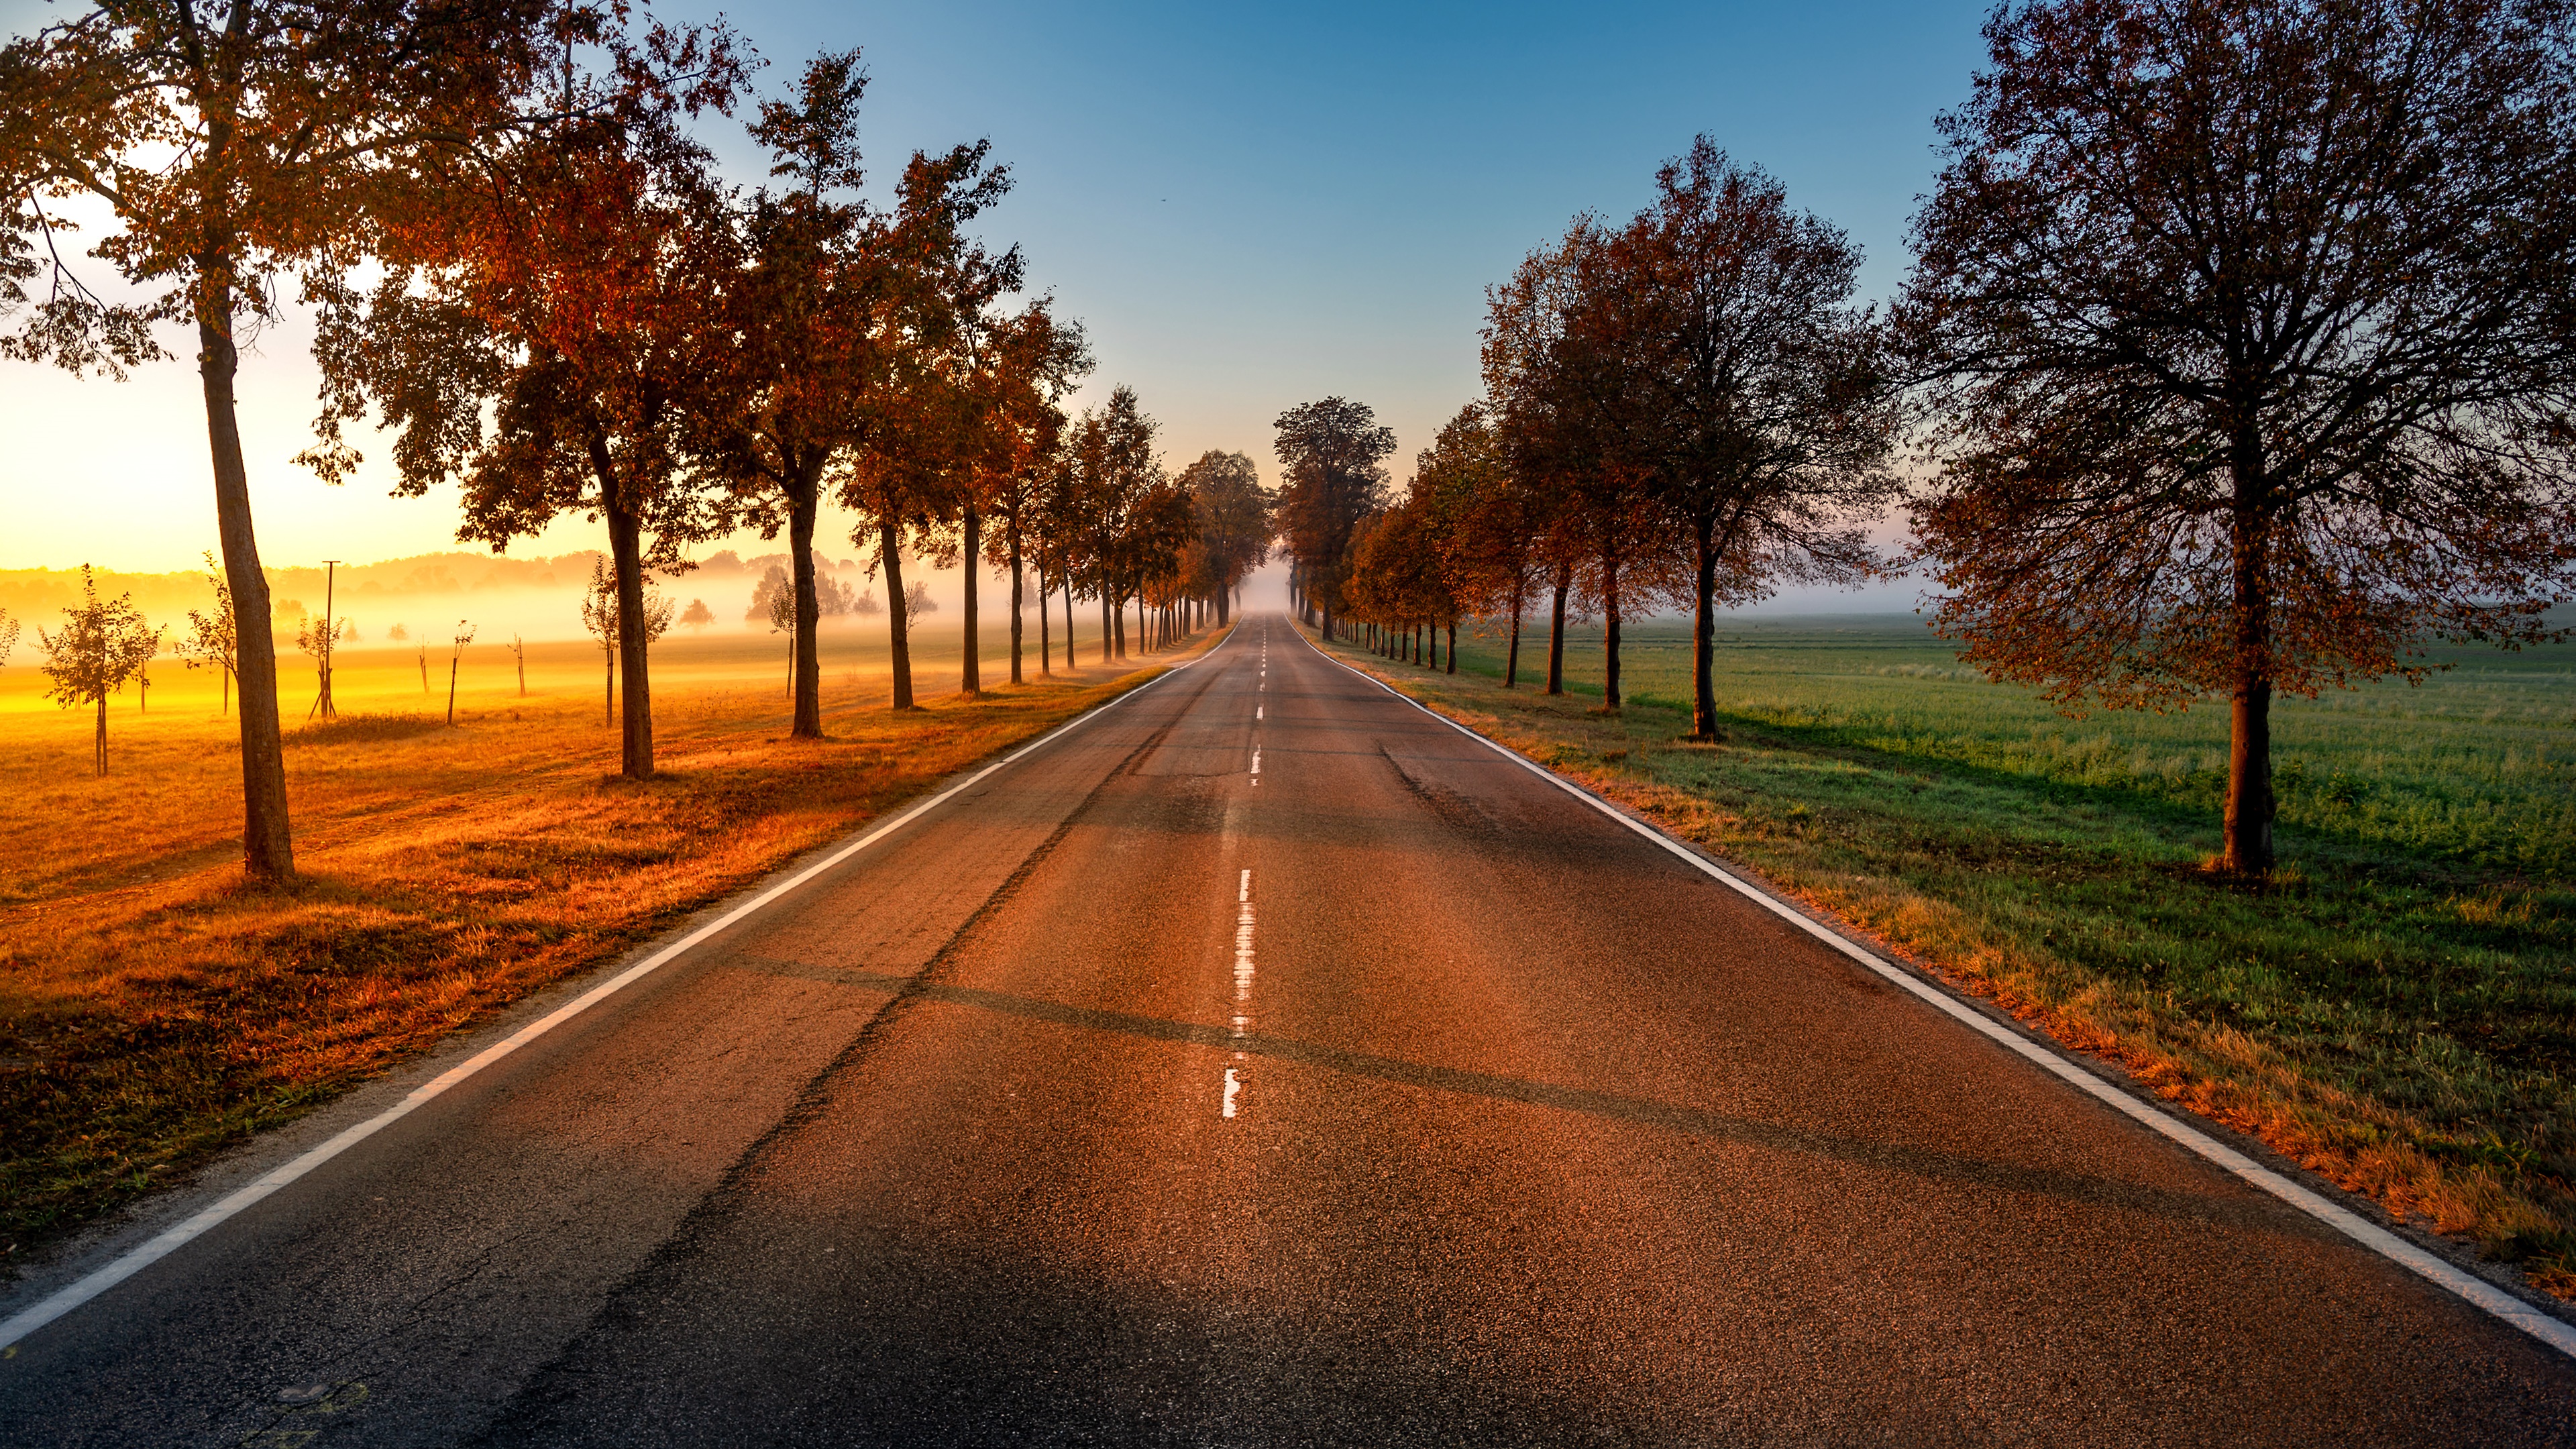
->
(679, 598), (714, 631)
(4, 0), (566, 876)
(1426, 405), (1548, 686)
(293, 610), (347, 719)
(694, 50), (888, 738)
(747, 564), (793, 624)
(578, 555), (673, 726)
(445, 619), (474, 724)
(1274, 397), (1395, 639)
(1583, 139), (1900, 739)
(40, 565), (160, 774)
(1898, 0), (2576, 873)
(835, 140), (1023, 710)
(582, 557), (621, 725)
(1485, 233), (1618, 698)
(0, 606), (18, 672)
(308, 16), (747, 777)
(175, 550), (239, 715)
(969, 300), (1089, 687)
(1178, 450), (1271, 627)
(1062, 386), (1174, 661)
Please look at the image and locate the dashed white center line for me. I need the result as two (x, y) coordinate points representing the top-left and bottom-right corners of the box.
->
(1256, 706), (1263, 720)
(1250, 749), (1260, 775)
(1224, 868), (1255, 1118)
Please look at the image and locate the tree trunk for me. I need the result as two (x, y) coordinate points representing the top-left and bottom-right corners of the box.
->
(1546, 566), (1570, 696)
(1446, 623), (1456, 674)
(788, 473), (823, 737)
(1505, 581), (1524, 688)
(1112, 593), (1126, 659)
(199, 282), (294, 878)
(961, 505), (981, 696)
(1036, 559), (1051, 676)
(1101, 590), (1113, 665)
(1691, 516), (1719, 740)
(1217, 580), (1230, 627)
(1602, 548), (1623, 712)
(882, 519), (916, 710)
(604, 498), (654, 778)
(1008, 519), (1025, 686)
(1063, 582), (1075, 672)
(95, 694), (106, 776)
(2224, 458), (2277, 873)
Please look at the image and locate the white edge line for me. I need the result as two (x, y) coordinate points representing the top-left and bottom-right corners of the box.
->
(1298, 626), (2576, 1360)
(0, 634), (1234, 1355)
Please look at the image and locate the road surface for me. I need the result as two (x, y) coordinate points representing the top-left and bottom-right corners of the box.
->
(2, 615), (2570, 1446)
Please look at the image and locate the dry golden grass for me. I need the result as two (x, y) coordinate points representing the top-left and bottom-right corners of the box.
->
(0, 623), (1202, 1264)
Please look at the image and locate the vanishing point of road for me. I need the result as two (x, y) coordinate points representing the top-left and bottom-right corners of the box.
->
(3, 616), (2571, 1446)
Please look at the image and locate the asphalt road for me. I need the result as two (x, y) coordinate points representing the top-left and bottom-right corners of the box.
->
(3, 614), (2571, 1446)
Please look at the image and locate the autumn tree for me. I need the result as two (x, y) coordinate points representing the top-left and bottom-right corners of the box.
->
(2, 0), (568, 875)
(1274, 397), (1395, 640)
(1424, 405), (1548, 686)
(1178, 450), (1270, 627)
(175, 550), (239, 714)
(1082, 388), (1183, 660)
(967, 299), (1089, 687)
(1900, 0), (2576, 873)
(1584, 139), (1900, 739)
(1485, 230), (1627, 698)
(692, 50), (890, 737)
(834, 140), (1022, 710)
(309, 18), (748, 777)
(40, 565), (160, 775)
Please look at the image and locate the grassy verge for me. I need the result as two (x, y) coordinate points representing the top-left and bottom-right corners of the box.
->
(0, 631), (1213, 1268)
(1320, 618), (2576, 1299)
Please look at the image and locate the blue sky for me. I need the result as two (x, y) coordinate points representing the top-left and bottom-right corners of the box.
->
(1, 0), (1996, 578)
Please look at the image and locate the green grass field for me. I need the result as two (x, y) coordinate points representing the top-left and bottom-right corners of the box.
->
(1484, 614), (2576, 877)
(1344, 612), (2576, 1295)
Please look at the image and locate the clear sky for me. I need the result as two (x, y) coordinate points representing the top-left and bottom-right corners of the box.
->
(0, 0), (1994, 580)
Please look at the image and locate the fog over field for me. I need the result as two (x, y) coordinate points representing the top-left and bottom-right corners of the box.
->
(0, 546), (1032, 655)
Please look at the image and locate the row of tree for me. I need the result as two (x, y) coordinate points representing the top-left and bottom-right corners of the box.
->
(1301, 0), (2576, 874)
(5, 6), (1270, 881)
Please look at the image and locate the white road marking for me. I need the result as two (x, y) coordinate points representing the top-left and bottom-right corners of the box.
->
(1257, 706), (1263, 720)
(1224, 868), (1256, 1118)
(0, 627), (1251, 1356)
(1299, 627), (2576, 1362)
(1250, 749), (1260, 775)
